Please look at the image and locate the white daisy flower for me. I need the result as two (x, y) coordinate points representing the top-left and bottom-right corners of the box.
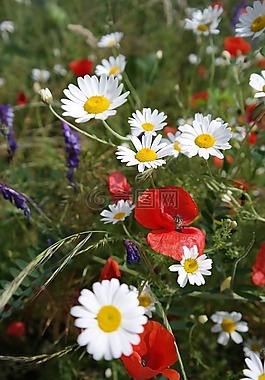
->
(100, 199), (134, 224)
(240, 353), (265, 380)
(236, 0), (265, 39)
(129, 282), (156, 318)
(61, 74), (129, 123)
(188, 54), (201, 65)
(177, 113), (232, 160)
(31, 68), (50, 82)
(185, 5), (223, 36)
(116, 134), (172, 173)
(128, 108), (167, 137)
(97, 32), (124, 48)
(169, 245), (212, 288)
(243, 337), (265, 357)
(162, 131), (183, 158)
(211, 311), (249, 346)
(249, 71), (265, 98)
(95, 54), (126, 80)
(70, 278), (147, 361)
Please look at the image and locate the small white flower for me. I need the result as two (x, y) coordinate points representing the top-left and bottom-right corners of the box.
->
(188, 53), (201, 65)
(211, 311), (249, 346)
(70, 278), (147, 360)
(100, 199), (134, 224)
(129, 108), (167, 137)
(61, 74), (129, 123)
(236, 0), (265, 39)
(185, 5), (223, 36)
(116, 134), (172, 173)
(32, 68), (50, 82)
(240, 353), (265, 380)
(39, 88), (53, 104)
(0, 20), (14, 33)
(162, 131), (184, 158)
(130, 282), (156, 318)
(177, 113), (232, 160)
(95, 54), (126, 80)
(249, 71), (265, 98)
(243, 337), (265, 357)
(53, 64), (67, 76)
(97, 32), (123, 48)
(169, 245), (212, 288)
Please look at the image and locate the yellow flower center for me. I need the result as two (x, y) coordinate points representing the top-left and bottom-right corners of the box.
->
(109, 66), (120, 75)
(135, 148), (157, 162)
(174, 141), (181, 151)
(197, 24), (209, 32)
(221, 318), (236, 333)
(251, 15), (265, 32)
(251, 343), (261, 352)
(114, 212), (126, 220)
(258, 375), (265, 380)
(142, 122), (154, 131)
(138, 294), (151, 308)
(262, 85), (265, 92)
(97, 305), (121, 332)
(195, 133), (215, 148)
(183, 258), (198, 273)
(84, 95), (110, 114)
(108, 39), (117, 47)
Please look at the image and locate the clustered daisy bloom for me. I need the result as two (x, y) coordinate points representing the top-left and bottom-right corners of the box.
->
(169, 245), (212, 287)
(240, 353), (265, 380)
(116, 134), (172, 173)
(95, 54), (126, 80)
(162, 131), (183, 158)
(100, 199), (134, 224)
(235, 0), (265, 39)
(128, 108), (167, 136)
(61, 74), (129, 123)
(70, 278), (147, 360)
(211, 311), (249, 345)
(185, 5), (223, 36)
(97, 32), (124, 48)
(249, 71), (265, 98)
(177, 113), (232, 160)
(130, 282), (156, 318)
(243, 337), (265, 357)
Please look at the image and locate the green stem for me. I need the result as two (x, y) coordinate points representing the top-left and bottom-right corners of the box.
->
(122, 71), (141, 109)
(49, 105), (116, 147)
(209, 36), (216, 88)
(102, 120), (129, 141)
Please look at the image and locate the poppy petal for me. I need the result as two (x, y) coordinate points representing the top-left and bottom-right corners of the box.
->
(134, 189), (175, 230)
(161, 369), (180, 380)
(107, 170), (131, 202)
(147, 228), (205, 260)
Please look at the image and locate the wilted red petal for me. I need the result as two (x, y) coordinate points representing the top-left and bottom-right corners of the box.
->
(134, 189), (175, 231)
(107, 170), (131, 202)
(99, 257), (121, 281)
(121, 321), (179, 380)
(147, 228), (205, 260)
(69, 59), (93, 77)
(6, 321), (26, 336)
(224, 37), (251, 57)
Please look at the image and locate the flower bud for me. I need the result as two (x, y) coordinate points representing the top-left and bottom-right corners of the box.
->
(39, 88), (53, 104)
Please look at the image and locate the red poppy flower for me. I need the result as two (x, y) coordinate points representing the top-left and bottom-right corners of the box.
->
(248, 131), (258, 145)
(164, 126), (177, 137)
(107, 170), (131, 203)
(16, 91), (28, 106)
(190, 91), (209, 108)
(224, 37), (251, 57)
(121, 321), (180, 380)
(99, 256), (121, 281)
(134, 187), (205, 261)
(251, 241), (265, 287)
(69, 58), (93, 77)
(6, 321), (26, 336)
(233, 178), (249, 192)
(198, 64), (207, 77)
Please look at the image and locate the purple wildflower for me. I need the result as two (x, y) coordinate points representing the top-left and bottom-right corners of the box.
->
(0, 182), (30, 218)
(0, 104), (18, 157)
(124, 239), (141, 264)
(61, 122), (81, 183)
(231, 0), (247, 28)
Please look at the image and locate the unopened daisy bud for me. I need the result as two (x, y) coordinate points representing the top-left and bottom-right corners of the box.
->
(198, 314), (208, 324)
(220, 276), (231, 292)
(156, 50), (163, 60)
(39, 88), (53, 104)
(105, 368), (112, 378)
(222, 50), (231, 61)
